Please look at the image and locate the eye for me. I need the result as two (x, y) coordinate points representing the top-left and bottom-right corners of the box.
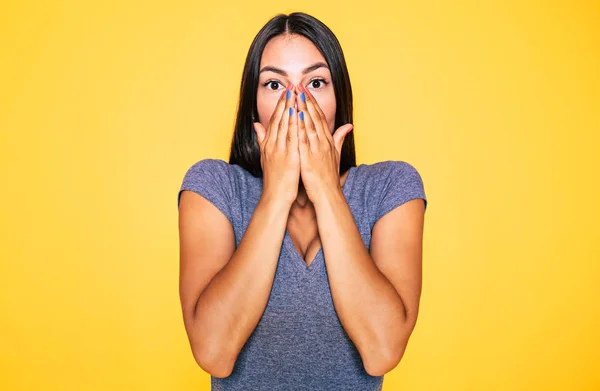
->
(262, 80), (283, 91)
(308, 78), (328, 90)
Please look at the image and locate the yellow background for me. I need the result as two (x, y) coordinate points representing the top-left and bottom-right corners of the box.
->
(1, 1), (598, 390)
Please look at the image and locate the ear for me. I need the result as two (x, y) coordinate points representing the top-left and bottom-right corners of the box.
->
(253, 122), (266, 145)
(333, 124), (354, 153)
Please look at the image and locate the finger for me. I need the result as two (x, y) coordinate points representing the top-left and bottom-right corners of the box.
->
(296, 87), (320, 152)
(300, 84), (331, 142)
(288, 96), (298, 153)
(297, 109), (310, 156)
(266, 84), (292, 146)
(302, 84), (328, 123)
(333, 124), (354, 153)
(277, 88), (296, 148)
(253, 122), (266, 147)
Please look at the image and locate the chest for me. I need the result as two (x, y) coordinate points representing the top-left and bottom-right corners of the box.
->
(286, 216), (321, 267)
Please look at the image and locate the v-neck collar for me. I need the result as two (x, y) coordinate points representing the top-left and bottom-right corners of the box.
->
(283, 166), (356, 273)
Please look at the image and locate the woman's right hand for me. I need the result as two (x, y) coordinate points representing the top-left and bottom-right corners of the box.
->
(253, 84), (300, 206)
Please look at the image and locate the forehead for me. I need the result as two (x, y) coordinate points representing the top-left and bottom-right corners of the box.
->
(260, 34), (327, 72)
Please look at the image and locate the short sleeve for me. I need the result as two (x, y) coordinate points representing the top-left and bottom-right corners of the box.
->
(177, 158), (234, 223)
(374, 161), (428, 222)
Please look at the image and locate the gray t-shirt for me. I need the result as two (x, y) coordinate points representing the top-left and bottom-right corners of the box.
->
(178, 158), (428, 391)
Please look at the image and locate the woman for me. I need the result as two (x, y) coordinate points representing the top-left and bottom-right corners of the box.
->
(177, 12), (428, 391)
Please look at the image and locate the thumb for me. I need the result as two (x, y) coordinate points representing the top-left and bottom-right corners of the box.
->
(333, 124), (353, 152)
(253, 122), (266, 145)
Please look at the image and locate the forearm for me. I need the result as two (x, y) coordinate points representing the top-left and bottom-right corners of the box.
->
(314, 190), (410, 374)
(192, 195), (290, 374)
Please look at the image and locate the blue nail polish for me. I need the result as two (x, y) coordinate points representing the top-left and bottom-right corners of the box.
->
(300, 92), (305, 103)
(289, 107), (293, 116)
(286, 90), (291, 100)
(300, 111), (304, 121)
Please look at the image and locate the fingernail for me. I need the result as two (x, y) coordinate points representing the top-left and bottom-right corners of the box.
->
(286, 89), (291, 100)
(289, 107), (293, 116)
(300, 92), (305, 103)
(300, 111), (304, 121)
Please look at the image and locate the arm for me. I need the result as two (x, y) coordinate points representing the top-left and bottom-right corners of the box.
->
(293, 82), (426, 376)
(178, 191), (290, 378)
(179, 84), (300, 377)
(314, 191), (425, 377)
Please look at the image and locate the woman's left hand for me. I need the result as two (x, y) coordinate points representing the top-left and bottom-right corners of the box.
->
(296, 83), (354, 205)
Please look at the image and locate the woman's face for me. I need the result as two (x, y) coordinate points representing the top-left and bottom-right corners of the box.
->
(256, 34), (336, 134)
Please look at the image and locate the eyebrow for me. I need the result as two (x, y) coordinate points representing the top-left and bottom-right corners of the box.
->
(259, 62), (329, 76)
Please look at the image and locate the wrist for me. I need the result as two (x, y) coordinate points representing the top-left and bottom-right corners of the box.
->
(313, 187), (345, 212)
(259, 192), (294, 212)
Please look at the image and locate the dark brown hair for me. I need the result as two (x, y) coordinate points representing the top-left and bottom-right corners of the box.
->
(228, 12), (356, 177)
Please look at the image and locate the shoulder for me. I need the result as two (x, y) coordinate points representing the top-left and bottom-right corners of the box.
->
(349, 160), (425, 190)
(178, 158), (262, 209)
(180, 158), (235, 189)
(183, 158), (231, 177)
(178, 158), (235, 208)
(369, 160), (422, 180)
(354, 160), (424, 191)
(363, 160), (428, 219)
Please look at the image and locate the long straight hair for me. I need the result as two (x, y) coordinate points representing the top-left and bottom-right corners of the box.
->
(228, 12), (356, 177)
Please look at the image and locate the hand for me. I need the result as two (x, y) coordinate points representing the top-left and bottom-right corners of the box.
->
(253, 84), (300, 207)
(295, 83), (353, 205)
